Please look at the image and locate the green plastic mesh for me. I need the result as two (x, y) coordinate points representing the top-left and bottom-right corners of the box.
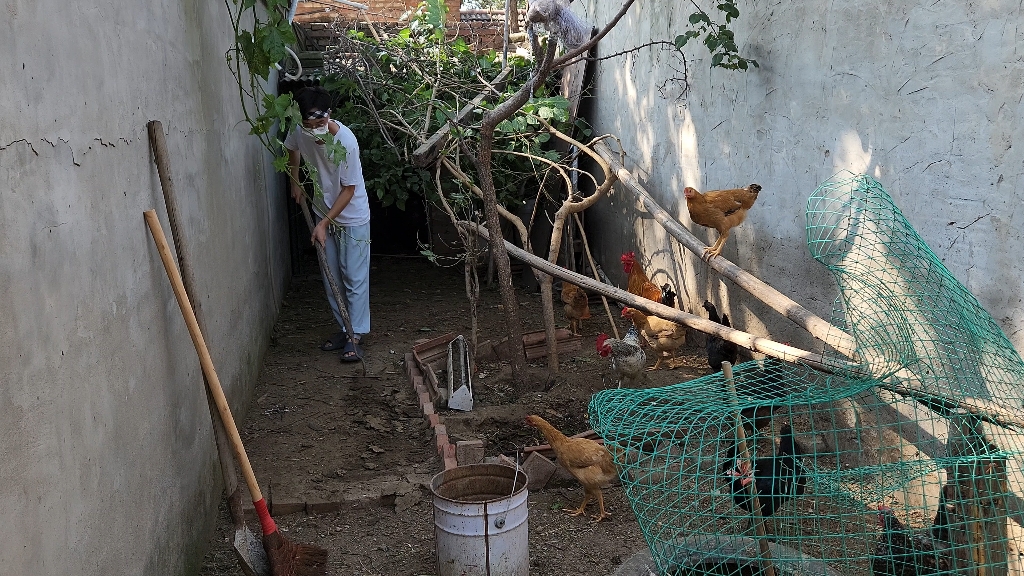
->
(590, 173), (1024, 576)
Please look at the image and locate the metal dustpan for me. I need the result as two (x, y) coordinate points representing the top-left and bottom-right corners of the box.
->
(233, 524), (270, 576)
(446, 335), (473, 411)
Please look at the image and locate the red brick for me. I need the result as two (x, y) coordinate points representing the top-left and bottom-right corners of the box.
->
(426, 413), (440, 427)
(443, 456), (459, 470)
(443, 443), (457, 459)
(418, 391), (430, 406)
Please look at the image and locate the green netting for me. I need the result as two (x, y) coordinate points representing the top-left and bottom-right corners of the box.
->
(590, 173), (1024, 576)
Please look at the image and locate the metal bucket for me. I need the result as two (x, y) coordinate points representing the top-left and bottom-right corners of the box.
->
(431, 464), (529, 576)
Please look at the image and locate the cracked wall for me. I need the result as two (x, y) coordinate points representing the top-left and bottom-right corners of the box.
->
(0, 0), (290, 574)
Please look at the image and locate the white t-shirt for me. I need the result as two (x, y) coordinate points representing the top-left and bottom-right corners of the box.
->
(284, 120), (370, 227)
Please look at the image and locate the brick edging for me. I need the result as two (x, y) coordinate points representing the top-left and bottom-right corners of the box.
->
(404, 352), (458, 470)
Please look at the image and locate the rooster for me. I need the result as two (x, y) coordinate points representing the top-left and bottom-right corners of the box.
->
(596, 326), (646, 388)
(871, 506), (952, 576)
(684, 184), (762, 260)
(561, 282), (590, 335)
(620, 251), (662, 302)
(724, 423), (807, 520)
(703, 301), (739, 371)
(524, 415), (618, 522)
(621, 307), (686, 370)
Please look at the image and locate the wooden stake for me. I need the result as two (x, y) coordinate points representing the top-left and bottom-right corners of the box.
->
(723, 361), (776, 576)
(573, 212), (619, 340)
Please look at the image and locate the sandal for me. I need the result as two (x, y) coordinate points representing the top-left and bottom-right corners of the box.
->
(340, 337), (363, 362)
(320, 331), (347, 352)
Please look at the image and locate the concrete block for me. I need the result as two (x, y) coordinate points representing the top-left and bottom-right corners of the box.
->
(521, 451), (557, 491)
(456, 440), (486, 465)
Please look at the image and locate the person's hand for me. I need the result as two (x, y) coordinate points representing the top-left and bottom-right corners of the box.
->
(291, 183), (305, 205)
(311, 219), (329, 247)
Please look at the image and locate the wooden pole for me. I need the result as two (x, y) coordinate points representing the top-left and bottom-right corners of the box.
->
(574, 212), (619, 339)
(723, 361), (776, 576)
(592, 141), (858, 359)
(146, 121), (245, 530)
(459, 220), (845, 372)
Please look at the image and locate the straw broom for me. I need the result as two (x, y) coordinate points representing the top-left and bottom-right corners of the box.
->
(145, 210), (327, 576)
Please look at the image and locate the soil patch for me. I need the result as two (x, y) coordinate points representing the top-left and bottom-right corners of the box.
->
(198, 251), (717, 576)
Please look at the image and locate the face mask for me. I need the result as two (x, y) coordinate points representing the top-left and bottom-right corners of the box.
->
(304, 124), (329, 137)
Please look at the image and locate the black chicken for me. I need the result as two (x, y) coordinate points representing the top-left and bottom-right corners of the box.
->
(703, 301), (738, 372)
(871, 506), (952, 576)
(929, 484), (954, 543)
(661, 284), (677, 309)
(723, 423), (807, 519)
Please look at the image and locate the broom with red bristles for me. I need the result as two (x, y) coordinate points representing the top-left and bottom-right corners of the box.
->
(145, 210), (328, 576)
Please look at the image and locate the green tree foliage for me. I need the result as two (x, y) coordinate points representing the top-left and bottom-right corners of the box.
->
(675, 1), (759, 70)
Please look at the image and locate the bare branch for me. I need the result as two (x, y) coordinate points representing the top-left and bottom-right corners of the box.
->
(553, 0), (637, 68)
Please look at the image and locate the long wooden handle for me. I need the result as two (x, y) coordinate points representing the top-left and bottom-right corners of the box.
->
(144, 209), (263, 503)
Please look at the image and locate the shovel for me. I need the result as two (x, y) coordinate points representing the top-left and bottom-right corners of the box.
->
(447, 335), (474, 411)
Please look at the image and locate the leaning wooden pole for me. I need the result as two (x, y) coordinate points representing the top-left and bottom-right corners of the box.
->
(458, 221), (843, 372)
(592, 141), (858, 359)
(146, 121), (246, 531)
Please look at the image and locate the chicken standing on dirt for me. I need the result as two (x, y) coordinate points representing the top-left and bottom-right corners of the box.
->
(596, 326), (646, 388)
(560, 281), (591, 336)
(621, 251), (662, 302)
(525, 415), (618, 522)
(621, 306), (686, 370)
(684, 184), (762, 260)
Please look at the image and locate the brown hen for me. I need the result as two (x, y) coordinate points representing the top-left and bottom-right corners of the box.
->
(684, 183), (762, 260)
(524, 415), (618, 522)
(560, 282), (590, 335)
(622, 306), (686, 370)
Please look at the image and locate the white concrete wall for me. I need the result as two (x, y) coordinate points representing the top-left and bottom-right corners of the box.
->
(578, 0), (1024, 353)
(0, 1), (289, 574)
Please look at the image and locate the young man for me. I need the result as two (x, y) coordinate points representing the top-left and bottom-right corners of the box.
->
(284, 87), (371, 362)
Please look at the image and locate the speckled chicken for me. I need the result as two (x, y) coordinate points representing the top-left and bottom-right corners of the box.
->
(596, 326), (646, 388)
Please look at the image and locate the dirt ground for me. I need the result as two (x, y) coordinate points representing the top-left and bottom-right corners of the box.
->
(197, 250), (718, 576)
